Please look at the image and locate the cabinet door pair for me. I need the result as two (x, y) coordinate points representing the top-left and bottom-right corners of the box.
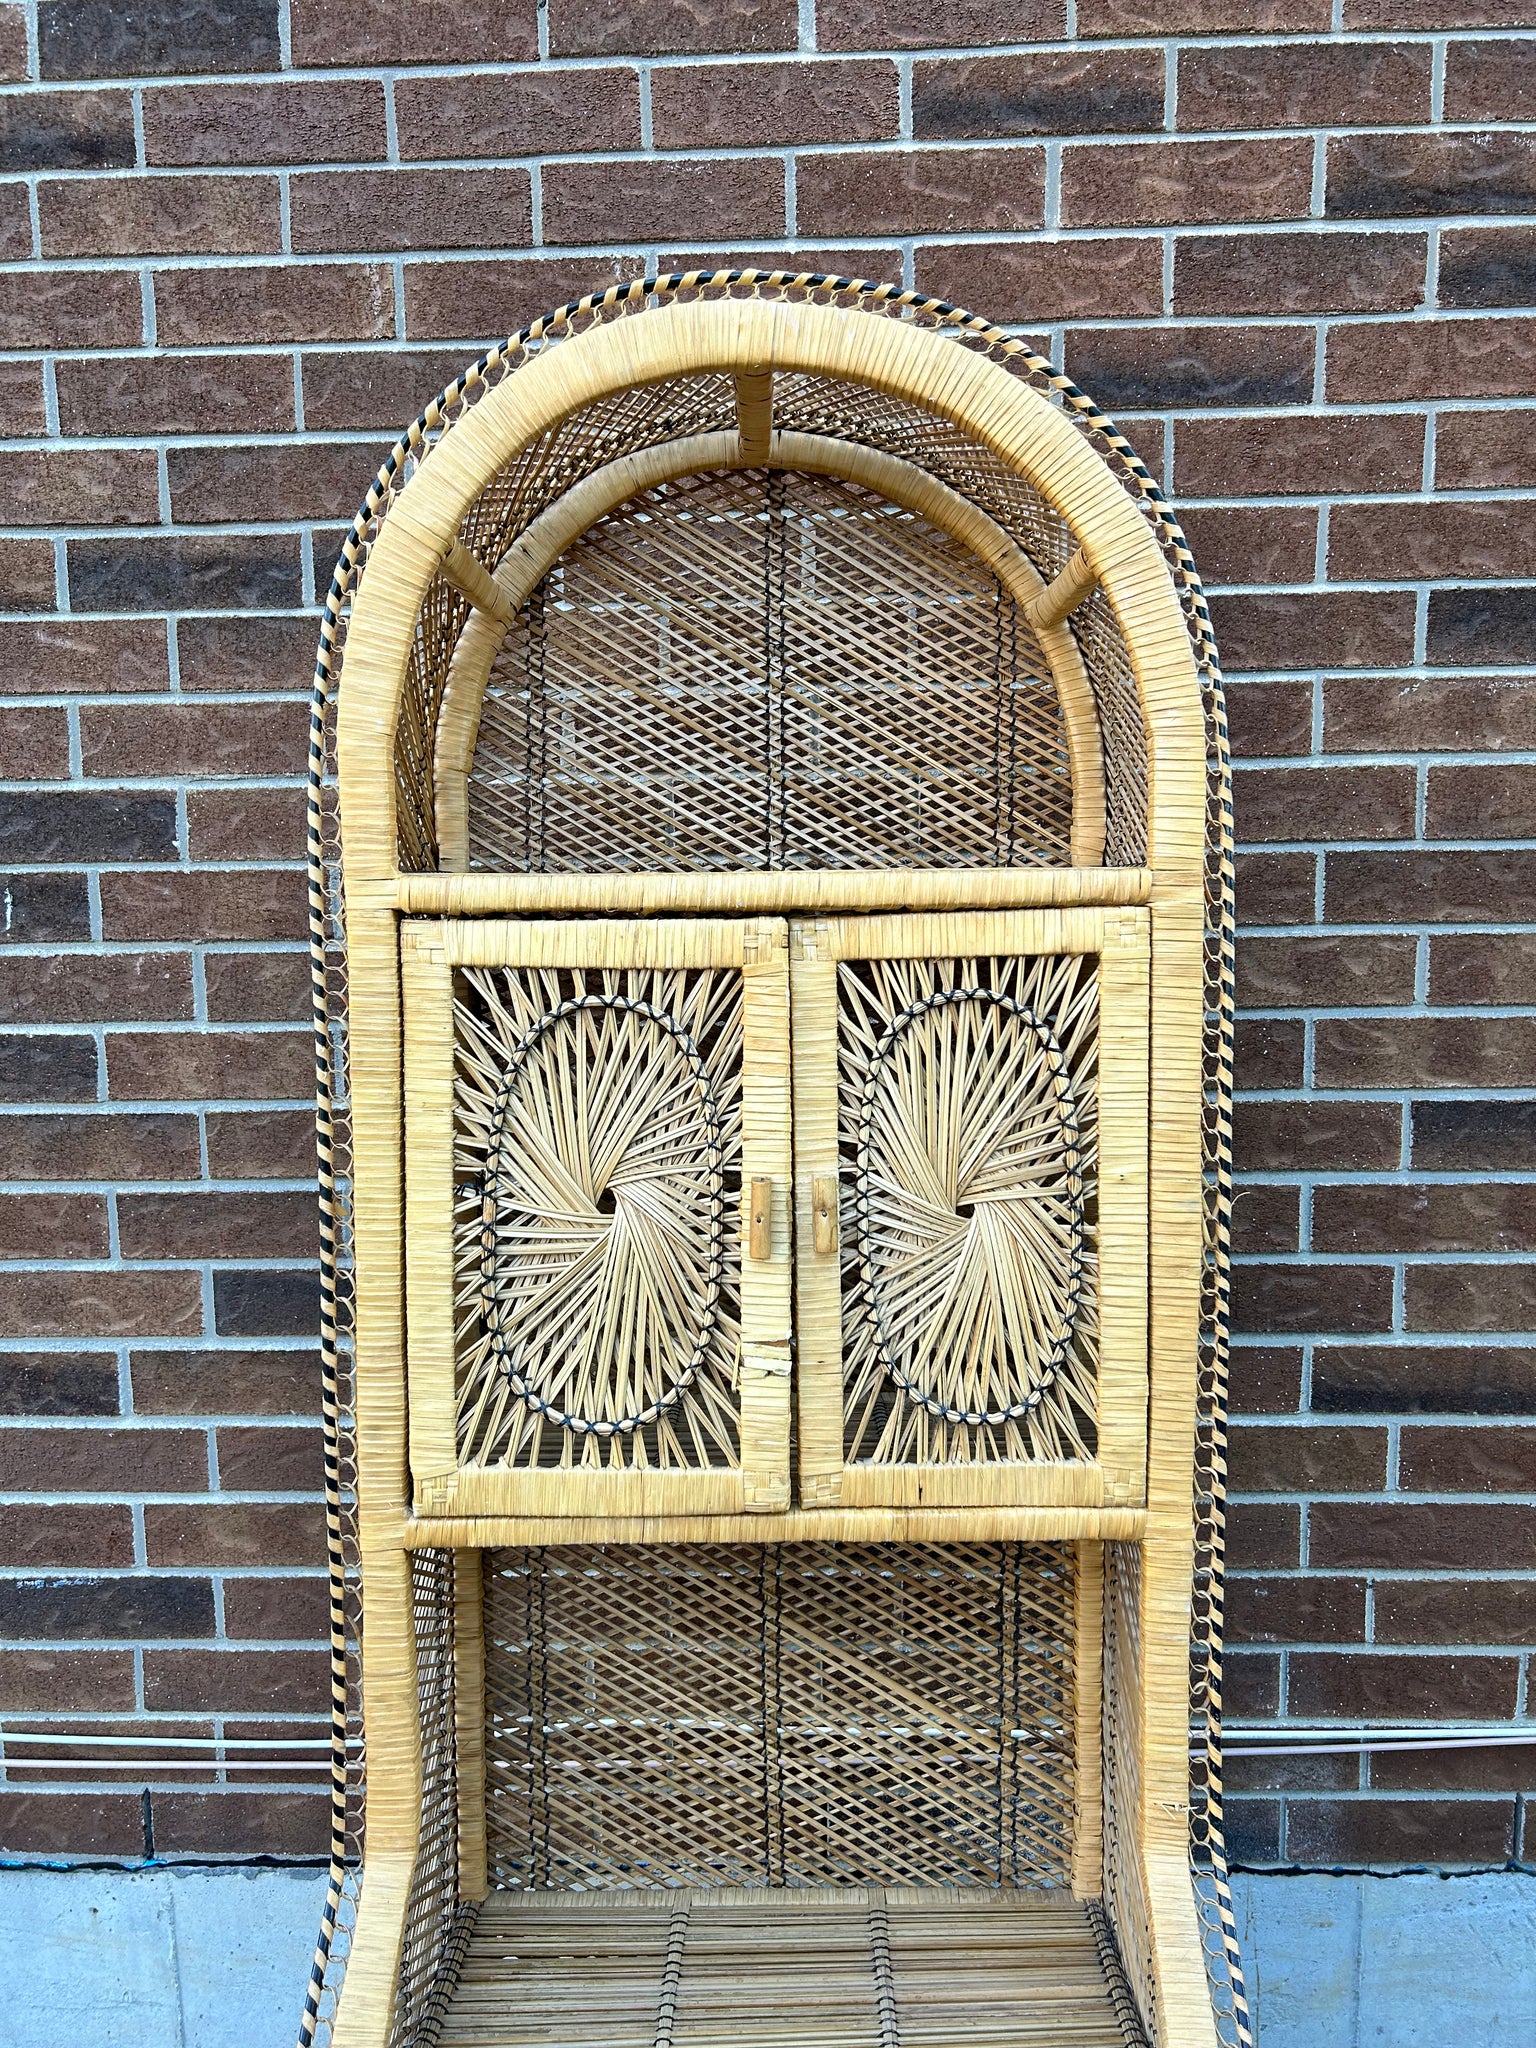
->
(401, 909), (1148, 1522)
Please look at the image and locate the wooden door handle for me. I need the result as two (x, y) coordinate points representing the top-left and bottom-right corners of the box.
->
(811, 1174), (838, 1255)
(748, 1177), (773, 1260)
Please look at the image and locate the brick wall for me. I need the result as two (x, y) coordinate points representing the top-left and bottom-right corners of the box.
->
(0, 0), (1531, 1869)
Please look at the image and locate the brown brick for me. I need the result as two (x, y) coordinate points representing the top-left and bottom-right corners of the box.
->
(1328, 130), (1536, 220)
(1227, 679), (1312, 760)
(145, 1647), (328, 1714)
(1239, 934), (1417, 1010)
(0, 89), (136, 172)
(1399, 1424), (1536, 1494)
(1408, 1263), (1536, 1336)
(292, 0), (535, 63)
(0, 1788), (147, 1854)
(402, 255), (632, 345)
(119, 1190), (314, 1262)
(1317, 1185), (1536, 1257)
(1228, 1501), (1301, 1570)
(1314, 1500), (1536, 1570)
(0, 540), (57, 612)
(0, 1423), (207, 1491)
(913, 48), (1162, 140)
(1235, 765), (1416, 845)
(1375, 1579), (1536, 1646)
(1183, 506), (1318, 587)
(291, 168), (530, 256)
(0, 1031), (96, 1102)
(1236, 850), (1316, 924)
(0, 360), (46, 437)
(1290, 1794), (1516, 1864)
(0, 1648), (136, 1715)
(797, 147), (1043, 238)
(152, 1789), (329, 1856)
(0, 6), (27, 80)
(825, 0), (1071, 42)
(1314, 1343), (1536, 1416)
(1234, 1100), (1402, 1173)
(153, 261), (394, 347)
(0, 953), (191, 1029)
(39, 174), (279, 260)
(0, 1110), (200, 1182)
(1174, 230), (1426, 316)
(1440, 226), (1536, 313)
(132, 1348), (320, 1418)
(39, 0), (281, 78)
(1445, 38), (1536, 121)
(549, 0), (794, 55)
(398, 64), (638, 158)
(1211, 591), (1416, 674)
(915, 238), (1160, 323)
(69, 535), (299, 615)
(1066, 325), (1313, 410)
(1428, 586), (1536, 669)
(167, 442), (381, 524)
(0, 447), (159, 529)
(0, 1187), (108, 1261)
(1329, 315), (1536, 402)
(0, 1272), (203, 1341)
(1, 705), (68, 779)
(1291, 1651), (1519, 1722)
(143, 77), (386, 167)
(1435, 407), (1536, 490)
(1234, 1017), (1307, 1090)
(106, 1028), (309, 1104)
(657, 246), (902, 284)
(0, 1343), (116, 1407)
(1330, 849), (1536, 924)
(1332, 499), (1536, 582)
(1232, 1189), (1302, 1258)
(3, 790), (175, 871)
(80, 703), (304, 782)
(1179, 38), (1431, 129)
(0, 1572), (214, 1641)
(546, 154), (783, 244)
(1224, 1656), (1281, 1719)
(102, 869), (304, 946)
(1226, 1751), (1359, 1797)
(1179, 409), (1433, 497)
(1063, 138), (1311, 229)
(1318, 1016), (1536, 1090)
(0, 619), (169, 697)
(1369, 1745), (1535, 1793)
(1080, 0), (1327, 24)
(144, 1501), (324, 1568)
(214, 1268), (319, 1339)
(300, 346), (482, 430)
(185, 788), (307, 862)
(216, 1424), (320, 1491)
(653, 58), (895, 148)
(205, 1108), (314, 1179)
(223, 1575), (329, 1641)
(204, 951), (309, 1025)
(56, 352), (293, 436)
(1326, 674), (1536, 754)
(178, 615), (315, 697)
(1232, 1266), (1394, 1337)
(0, 1502), (133, 1566)
(1427, 763), (1536, 841)
(1430, 933), (1536, 1007)
(1414, 1100), (1536, 1173)
(0, 268), (140, 349)
(1226, 1576), (1367, 1645)
(0, 179), (28, 259)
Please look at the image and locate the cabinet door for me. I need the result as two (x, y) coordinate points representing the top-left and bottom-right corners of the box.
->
(402, 917), (792, 1519)
(791, 909), (1149, 1510)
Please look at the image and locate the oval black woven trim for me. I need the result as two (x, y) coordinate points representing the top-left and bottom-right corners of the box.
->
(853, 984), (1086, 1430)
(476, 991), (726, 1437)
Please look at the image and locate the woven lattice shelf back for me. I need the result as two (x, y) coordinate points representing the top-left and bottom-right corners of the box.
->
(301, 272), (1248, 2048)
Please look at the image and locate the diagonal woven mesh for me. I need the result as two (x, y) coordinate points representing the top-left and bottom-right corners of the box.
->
(838, 953), (1099, 1468)
(450, 963), (744, 1471)
(470, 466), (1072, 876)
(483, 1543), (1075, 1894)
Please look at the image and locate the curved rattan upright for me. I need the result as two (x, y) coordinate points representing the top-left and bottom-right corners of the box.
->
(298, 273), (1249, 2048)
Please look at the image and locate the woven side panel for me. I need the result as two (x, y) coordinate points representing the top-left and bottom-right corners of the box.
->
(387, 1549), (462, 2048)
(1102, 1541), (1157, 2047)
(483, 1542), (1074, 1893)
(470, 466), (1071, 876)
(451, 963), (745, 1471)
(838, 953), (1099, 1467)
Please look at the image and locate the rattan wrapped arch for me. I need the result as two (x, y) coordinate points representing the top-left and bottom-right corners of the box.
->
(297, 273), (1248, 2048)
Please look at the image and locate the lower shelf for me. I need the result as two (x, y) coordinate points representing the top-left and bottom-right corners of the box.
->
(437, 1887), (1142, 2048)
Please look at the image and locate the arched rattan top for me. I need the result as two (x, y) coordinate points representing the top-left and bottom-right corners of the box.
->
(327, 273), (1212, 892)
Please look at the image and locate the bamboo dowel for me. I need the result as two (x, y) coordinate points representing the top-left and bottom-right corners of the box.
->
(442, 539), (515, 625)
(734, 362), (773, 462)
(1024, 545), (1098, 632)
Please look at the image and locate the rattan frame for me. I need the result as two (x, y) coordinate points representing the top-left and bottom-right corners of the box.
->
(314, 279), (1237, 2048)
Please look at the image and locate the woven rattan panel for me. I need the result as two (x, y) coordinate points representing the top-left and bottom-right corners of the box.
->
(840, 952), (1099, 1469)
(389, 1549), (461, 2048)
(482, 1541), (1075, 1894)
(450, 963), (744, 1472)
(469, 466), (1072, 875)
